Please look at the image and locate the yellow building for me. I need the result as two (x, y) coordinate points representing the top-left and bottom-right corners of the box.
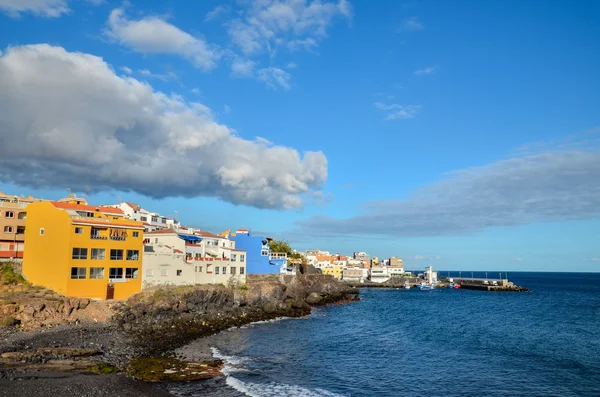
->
(23, 198), (144, 300)
(322, 264), (344, 279)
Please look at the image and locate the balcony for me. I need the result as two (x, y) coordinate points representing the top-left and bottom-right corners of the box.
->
(110, 236), (126, 241)
(91, 234), (108, 240)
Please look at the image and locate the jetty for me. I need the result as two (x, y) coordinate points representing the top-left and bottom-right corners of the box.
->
(446, 276), (529, 292)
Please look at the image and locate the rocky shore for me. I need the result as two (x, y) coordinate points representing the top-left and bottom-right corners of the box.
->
(0, 273), (359, 396)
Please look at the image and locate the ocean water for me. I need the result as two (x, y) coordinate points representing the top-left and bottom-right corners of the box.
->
(166, 272), (600, 397)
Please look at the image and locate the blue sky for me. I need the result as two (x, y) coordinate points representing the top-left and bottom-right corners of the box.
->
(0, 0), (599, 272)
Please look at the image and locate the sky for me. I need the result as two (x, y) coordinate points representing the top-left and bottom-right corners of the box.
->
(0, 0), (599, 272)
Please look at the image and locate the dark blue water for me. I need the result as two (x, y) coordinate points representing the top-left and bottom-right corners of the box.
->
(168, 273), (600, 397)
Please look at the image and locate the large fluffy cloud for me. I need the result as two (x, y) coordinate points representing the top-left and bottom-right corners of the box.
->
(0, 0), (68, 17)
(296, 148), (600, 237)
(0, 44), (327, 209)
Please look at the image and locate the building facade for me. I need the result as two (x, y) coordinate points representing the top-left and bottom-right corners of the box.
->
(370, 266), (391, 283)
(143, 229), (246, 287)
(0, 192), (41, 259)
(229, 229), (285, 274)
(343, 267), (369, 282)
(22, 198), (144, 300)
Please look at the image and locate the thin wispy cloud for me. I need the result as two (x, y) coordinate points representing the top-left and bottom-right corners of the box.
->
(294, 134), (600, 238)
(374, 102), (420, 120)
(400, 16), (424, 31)
(138, 68), (177, 82)
(0, 0), (69, 18)
(105, 8), (220, 71)
(120, 65), (132, 75)
(204, 5), (230, 22)
(257, 67), (292, 90)
(414, 66), (435, 75)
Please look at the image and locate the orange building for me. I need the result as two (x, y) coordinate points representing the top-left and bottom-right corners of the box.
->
(0, 192), (42, 259)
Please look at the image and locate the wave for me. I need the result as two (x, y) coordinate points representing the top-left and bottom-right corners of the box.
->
(211, 347), (345, 397)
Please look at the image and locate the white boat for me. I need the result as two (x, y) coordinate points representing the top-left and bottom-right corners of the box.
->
(419, 284), (435, 291)
(403, 282), (410, 289)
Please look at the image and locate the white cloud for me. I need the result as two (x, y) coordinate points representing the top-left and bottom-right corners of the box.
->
(287, 62), (297, 69)
(0, 44), (328, 209)
(401, 16), (424, 31)
(231, 58), (256, 77)
(374, 102), (420, 120)
(190, 88), (201, 95)
(257, 67), (292, 90)
(120, 66), (132, 75)
(414, 66), (435, 75)
(584, 257), (600, 262)
(205, 5), (230, 22)
(296, 141), (600, 237)
(414, 255), (425, 260)
(0, 0), (69, 17)
(223, 104), (231, 114)
(227, 0), (352, 56)
(138, 68), (177, 82)
(106, 8), (220, 71)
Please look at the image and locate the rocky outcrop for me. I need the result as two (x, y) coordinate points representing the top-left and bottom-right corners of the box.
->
(113, 275), (359, 354)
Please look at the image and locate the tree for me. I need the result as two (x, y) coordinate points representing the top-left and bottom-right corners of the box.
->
(268, 239), (302, 259)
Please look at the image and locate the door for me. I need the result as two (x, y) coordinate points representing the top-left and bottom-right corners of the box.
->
(106, 284), (115, 300)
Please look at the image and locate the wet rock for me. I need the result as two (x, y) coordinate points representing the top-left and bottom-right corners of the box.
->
(306, 292), (322, 305)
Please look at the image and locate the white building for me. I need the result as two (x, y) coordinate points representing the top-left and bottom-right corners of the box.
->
(370, 266), (391, 283)
(342, 267), (369, 282)
(424, 266), (438, 284)
(142, 229), (246, 288)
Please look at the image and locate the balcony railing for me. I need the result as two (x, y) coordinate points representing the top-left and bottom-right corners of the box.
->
(110, 236), (126, 241)
(0, 202), (27, 209)
(91, 235), (108, 240)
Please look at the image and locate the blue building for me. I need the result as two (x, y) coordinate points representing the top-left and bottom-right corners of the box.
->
(230, 229), (286, 274)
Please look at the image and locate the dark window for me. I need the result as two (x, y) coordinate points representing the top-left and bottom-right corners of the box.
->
(72, 248), (88, 260)
(240, 255), (245, 262)
(231, 254), (237, 262)
(4, 226), (13, 233)
(109, 267), (123, 279)
(75, 227), (83, 234)
(176, 270), (182, 276)
(133, 231), (139, 237)
(222, 267), (227, 275)
(125, 268), (138, 279)
(215, 267), (220, 275)
(70, 267), (86, 279)
(240, 267), (245, 275)
(126, 250), (139, 260)
(140, 216), (147, 222)
(5, 211), (14, 218)
(231, 267), (236, 275)
(110, 249), (123, 260)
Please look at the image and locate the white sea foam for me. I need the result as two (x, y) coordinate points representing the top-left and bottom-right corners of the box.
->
(225, 377), (345, 397)
(212, 347), (345, 397)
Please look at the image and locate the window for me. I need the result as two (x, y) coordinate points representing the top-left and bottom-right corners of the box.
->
(161, 218), (166, 224)
(3, 226), (13, 233)
(141, 216), (147, 222)
(231, 254), (237, 262)
(240, 255), (245, 262)
(133, 231), (139, 238)
(155, 238), (158, 243)
(198, 266), (203, 273)
(40, 228), (45, 236)
(109, 267), (123, 279)
(146, 269), (153, 276)
(75, 227), (83, 234)
(5, 211), (14, 218)
(177, 270), (182, 276)
(195, 253), (201, 260)
(240, 267), (245, 275)
(261, 250), (269, 256)
(91, 248), (106, 260)
(231, 267), (236, 275)
(70, 267), (86, 279)
(110, 249), (123, 260)
(90, 267), (104, 279)
(222, 267), (227, 275)
(215, 267), (219, 275)
(18, 212), (26, 220)
(160, 269), (168, 276)
(16, 226), (25, 234)
(151, 216), (158, 223)
(72, 248), (88, 260)
(126, 250), (139, 260)
(125, 268), (139, 279)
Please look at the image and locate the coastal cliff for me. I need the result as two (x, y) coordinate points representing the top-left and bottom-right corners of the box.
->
(0, 271), (359, 382)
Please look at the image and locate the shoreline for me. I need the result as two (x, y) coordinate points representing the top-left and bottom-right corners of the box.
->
(0, 275), (359, 396)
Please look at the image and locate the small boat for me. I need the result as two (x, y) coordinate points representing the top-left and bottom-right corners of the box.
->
(403, 282), (410, 290)
(453, 284), (461, 289)
(447, 283), (455, 288)
(419, 284), (435, 291)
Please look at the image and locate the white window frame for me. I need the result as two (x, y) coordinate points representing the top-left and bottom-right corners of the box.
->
(160, 269), (168, 276)
(109, 267), (123, 279)
(91, 248), (106, 260)
(71, 267), (86, 279)
(72, 248), (88, 260)
(126, 250), (139, 261)
(240, 255), (245, 262)
(231, 254), (237, 262)
(3, 226), (13, 233)
(125, 268), (139, 279)
(110, 249), (123, 261)
(90, 267), (104, 279)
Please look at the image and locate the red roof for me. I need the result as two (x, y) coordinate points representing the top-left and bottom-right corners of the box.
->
(124, 202), (141, 211)
(194, 231), (221, 238)
(173, 249), (183, 254)
(53, 202), (123, 215)
(145, 228), (176, 235)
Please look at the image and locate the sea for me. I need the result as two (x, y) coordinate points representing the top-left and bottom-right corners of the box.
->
(163, 272), (600, 397)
